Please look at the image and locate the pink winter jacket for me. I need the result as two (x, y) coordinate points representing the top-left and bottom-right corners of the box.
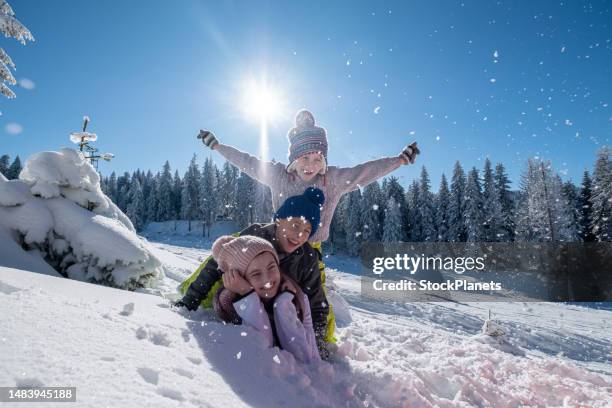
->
(215, 144), (403, 243)
(214, 286), (320, 364)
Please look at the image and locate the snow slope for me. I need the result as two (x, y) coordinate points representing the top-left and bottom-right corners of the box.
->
(1, 239), (611, 407)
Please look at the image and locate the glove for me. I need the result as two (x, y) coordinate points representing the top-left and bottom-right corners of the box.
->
(197, 130), (219, 149)
(172, 299), (197, 311)
(400, 141), (420, 164)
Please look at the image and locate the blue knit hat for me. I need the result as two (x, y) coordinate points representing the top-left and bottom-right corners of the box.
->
(274, 187), (325, 238)
(287, 110), (328, 166)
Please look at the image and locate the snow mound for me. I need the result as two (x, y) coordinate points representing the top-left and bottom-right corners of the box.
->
(20, 148), (134, 230)
(0, 148), (163, 289)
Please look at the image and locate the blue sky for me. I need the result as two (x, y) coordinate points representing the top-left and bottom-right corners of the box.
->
(1, 0), (611, 189)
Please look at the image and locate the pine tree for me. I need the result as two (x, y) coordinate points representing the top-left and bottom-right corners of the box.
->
(494, 163), (515, 241)
(0, 0), (34, 105)
(0, 154), (9, 176)
(360, 182), (383, 242)
(234, 172), (255, 229)
(382, 197), (403, 242)
(482, 158), (504, 241)
(156, 161), (174, 221)
(590, 147), (612, 242)
(578, 170), (595, 242)
(464, 167), (484, 242)
(117, 172), (131, 212)
(218, 161), (238, 219)
(181, 154), (202, 231)
(382, 176), (408, 240)
(435, 173), (451, 241)
(200, 157), (218, 231)
(107, 171), (118, 204)
(406, 180), (422, 241)
(344, 190), (363, 256)
(329, 193), (348, 253)
(418, 166), (437, 242)
(516, 158), (575, 242)
(6, 155), (21, 179)
(126, 177), (145, 231)
(449, 161), (467, 241)
(561, 180), (580, 242)
(172, 170), (182, 223)
(145, 174), (160, 224)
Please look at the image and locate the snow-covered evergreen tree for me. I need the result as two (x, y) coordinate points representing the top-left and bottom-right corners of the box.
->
(126, 177), (145, 231)
(145, 174), (160, 224)
(494, 162), (515, 241)
(578, 170), (595, 242)
(234, 171), (255, 229)
(590, 147), (612, 242)
(382, 196), (403, 242)
(0, 0), (34, 105)
(435, 173), (451, 241)
(482, 158), (504, 241)
(406, 180), (421, 241)
(156, 161), (174, 221)
(516, 158), (576, 242)
(6, 154), (21, 179)
(172, 170), (182, 223)
(463, 167), (484, 242)
(561, 180), (580, 242)
(418, 166), (437, 242)
(360, 182), (383, 242)
(200, 157), (218, 230)
(329, 193), (348, 253)
(0, 154), (9, 176)
(107, 171), (118, 204)
(382, 176), (407, 241)
(218, 161), (238, 219)
(117, 172), (131, 212)
(181, 154), (201, 231)
(449, 161), (467, 241)
(344, 189), (363, 256)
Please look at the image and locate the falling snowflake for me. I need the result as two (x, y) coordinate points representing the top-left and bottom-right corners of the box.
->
(374, 106), (381, 114)
(372, 204), (379, 210)
(273, 355), (281, 364)
(493, 50), (499, 58)
(236, 351), (242, 359)
(240, 332), (247, 337)
(241, 247), (248, 253)
(490, 78), (497, 83)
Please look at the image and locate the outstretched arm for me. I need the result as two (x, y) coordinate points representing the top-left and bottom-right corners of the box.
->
(198, 130), (285, 187)
(330, 142), (420, 194)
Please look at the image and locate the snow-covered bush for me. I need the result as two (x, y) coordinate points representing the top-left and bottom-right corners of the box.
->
(0, 148), (164, 289)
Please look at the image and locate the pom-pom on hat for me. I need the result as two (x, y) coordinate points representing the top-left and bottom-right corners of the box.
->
(274, 187), (325, 238)
(286, 110), (328, 167)
(212, 235), (279, 275)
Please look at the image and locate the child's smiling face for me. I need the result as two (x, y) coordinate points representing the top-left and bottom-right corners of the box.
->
(245, 252), (280, 299)
(294, 152), (324, 181)
(275, 217), (312, 253)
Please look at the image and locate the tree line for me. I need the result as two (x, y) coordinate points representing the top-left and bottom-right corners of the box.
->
(2, 148), (610, 254)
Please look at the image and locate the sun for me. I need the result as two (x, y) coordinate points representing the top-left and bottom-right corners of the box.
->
(241, 78), (285, 123)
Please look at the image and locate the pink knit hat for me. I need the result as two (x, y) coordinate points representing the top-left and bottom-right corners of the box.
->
(212, 235), (279, 276)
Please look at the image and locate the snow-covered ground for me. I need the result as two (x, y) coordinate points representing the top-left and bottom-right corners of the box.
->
(1, 233), (611, 407)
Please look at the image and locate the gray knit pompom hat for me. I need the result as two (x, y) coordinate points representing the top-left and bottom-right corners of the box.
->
(286, 109), (328, 166)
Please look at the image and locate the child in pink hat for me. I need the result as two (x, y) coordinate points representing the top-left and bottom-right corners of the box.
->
(211, 234), (320, 364)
